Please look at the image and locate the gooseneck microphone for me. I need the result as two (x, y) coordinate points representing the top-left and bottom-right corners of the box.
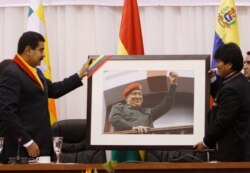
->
(8, 137), (28, 164)
(16, 137), (22, 163)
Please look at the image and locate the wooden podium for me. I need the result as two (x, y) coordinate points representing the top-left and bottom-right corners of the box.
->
(1, 162), (250, 173)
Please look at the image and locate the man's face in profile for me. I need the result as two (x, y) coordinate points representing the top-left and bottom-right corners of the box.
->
(243, 55), (250, 79)
(215, 59), (232, 78)
(125, 89), (143, 108)
(26, 41), (45, 67)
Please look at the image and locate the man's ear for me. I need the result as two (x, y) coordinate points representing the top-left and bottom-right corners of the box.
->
(24, 46), (32, 55)
(227, 63), (233, 69)
(124, 96), (128, 102)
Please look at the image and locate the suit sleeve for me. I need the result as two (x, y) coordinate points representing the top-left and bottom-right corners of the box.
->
(210, 80), (220, 99)
(204, 87), (240, 148)
(46, 73), (83, 99)
(0, 74), (31, 145)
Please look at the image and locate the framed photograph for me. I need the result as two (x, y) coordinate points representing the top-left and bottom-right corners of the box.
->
(87, 55), (210, 149)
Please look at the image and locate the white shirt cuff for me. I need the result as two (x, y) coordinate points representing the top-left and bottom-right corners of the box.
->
(202, 141), (209, 148)
(23, 140), (34, 147)
(210, 76), (216, 83)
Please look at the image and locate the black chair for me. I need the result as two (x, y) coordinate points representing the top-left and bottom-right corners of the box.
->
(145, 150), (212, 162)
(52, 119), (106, 163)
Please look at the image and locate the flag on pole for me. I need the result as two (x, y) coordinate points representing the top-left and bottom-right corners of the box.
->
(28, 0), (57, 125)
(211, 0), (239, 68)
(117, 0), (144, 55)
(112, 0), (144, 163)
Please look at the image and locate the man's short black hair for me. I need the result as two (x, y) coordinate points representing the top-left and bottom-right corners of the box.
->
(247, 51), (250, 56)
(214, 42), (243, 72)
(17, 31), (45, 54)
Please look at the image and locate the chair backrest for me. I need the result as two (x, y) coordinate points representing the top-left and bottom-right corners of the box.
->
(145, 150), (211, 162)
(52, 119), (106, 163)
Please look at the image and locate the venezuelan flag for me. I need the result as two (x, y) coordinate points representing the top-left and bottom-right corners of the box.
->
(211, 0), (239, 68)
(87, 55), (112, 79)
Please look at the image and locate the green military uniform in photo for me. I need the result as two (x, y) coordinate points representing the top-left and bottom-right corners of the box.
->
(110, 84), (176, 131)
(110, 84), (177, 162)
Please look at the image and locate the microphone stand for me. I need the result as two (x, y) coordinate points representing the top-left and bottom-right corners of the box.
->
(16, 137), (22, 163)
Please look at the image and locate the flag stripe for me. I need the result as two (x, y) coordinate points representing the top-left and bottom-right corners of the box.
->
(87, 55), (112, 79)
(118, 0), (144, 55)
(117, 39), (129, 55)
(211, 33), (224, 68)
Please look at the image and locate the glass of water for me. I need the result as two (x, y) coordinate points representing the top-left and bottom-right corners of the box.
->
(0, 137), (4, 153)
(52, 137), (63, 164)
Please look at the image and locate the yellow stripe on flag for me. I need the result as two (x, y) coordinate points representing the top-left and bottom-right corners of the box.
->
(88, 55), (104, 69)
(35, 4), (45, 25)
(117, 39), (128, 55)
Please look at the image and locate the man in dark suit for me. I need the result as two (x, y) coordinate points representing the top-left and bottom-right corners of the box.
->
(243, 51), (250, 81)
(194, 43), (250, 162)
(0, 59), (13, 163)
(243, 51), (250, 161)
(0, 31), (90, 163)
(0, 59), (13, 137)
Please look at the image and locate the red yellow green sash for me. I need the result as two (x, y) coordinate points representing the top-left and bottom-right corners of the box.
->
(13, 54), (44, 90)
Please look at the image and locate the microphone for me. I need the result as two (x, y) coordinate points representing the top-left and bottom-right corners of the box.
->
(16, 137), (22, 163)
(8, 137), (27, 164)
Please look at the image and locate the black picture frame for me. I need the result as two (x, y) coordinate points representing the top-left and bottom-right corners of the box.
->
(87, 55), (210, 150)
